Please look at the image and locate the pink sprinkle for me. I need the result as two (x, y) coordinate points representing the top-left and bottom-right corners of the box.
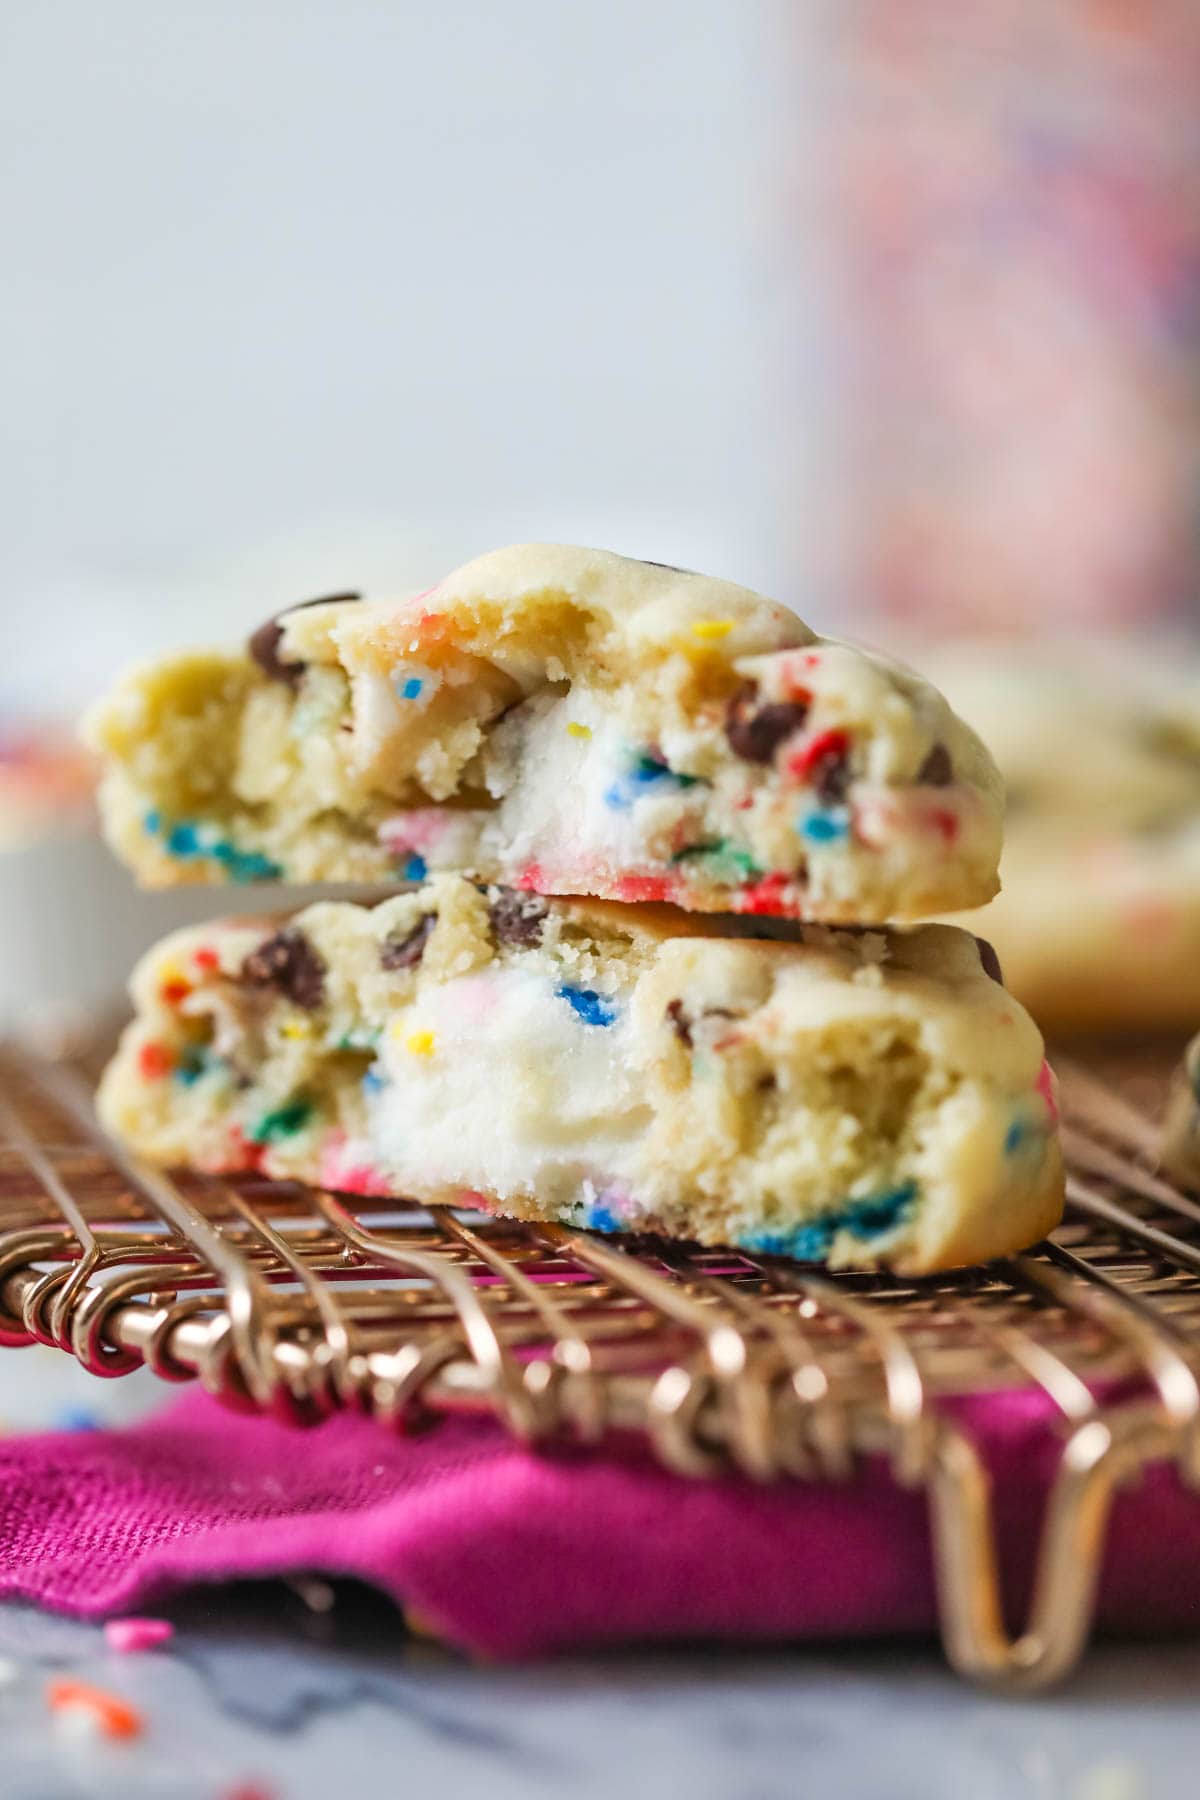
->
(1036, 1059), (1060, 1124)
(378, 808), (451, 853)
(104, 1618), (174, 1654)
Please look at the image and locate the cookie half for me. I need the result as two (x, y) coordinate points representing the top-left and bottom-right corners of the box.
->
(85, 544), (1002, 922)
(98, 877), (1062, 1274)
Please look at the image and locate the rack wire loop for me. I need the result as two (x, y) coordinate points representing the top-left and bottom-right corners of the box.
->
(0, 1037), (1196, 1692)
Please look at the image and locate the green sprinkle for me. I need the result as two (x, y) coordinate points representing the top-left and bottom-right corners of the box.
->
(670, 840), (760, 879)
(249, 1098), (313, 1143)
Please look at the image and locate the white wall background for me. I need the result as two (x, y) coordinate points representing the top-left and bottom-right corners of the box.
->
(0, 0), (810, 716)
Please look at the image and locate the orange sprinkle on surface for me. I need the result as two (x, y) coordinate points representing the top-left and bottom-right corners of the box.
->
(48, 1678), (144, 1740)
(159, 980), (191, 1005)
(192, 947), (220, 972)
(137, 1042), (173, 1081)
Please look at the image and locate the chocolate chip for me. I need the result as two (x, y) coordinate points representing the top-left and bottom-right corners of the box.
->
(972, 935), (1004, 986)
(380, 912), (436, 971)
(665, 999), (692, 1047)
(811, 746), (850, 805)
(917, 742), (953, 786)
(488, 889), (547, 947)
(241, 928), (327, 1009)
(724, 682), (809, 764)
(248, 591), (362, 686)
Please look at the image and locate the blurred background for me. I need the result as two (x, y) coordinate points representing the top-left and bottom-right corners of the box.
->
(3, 0), (1200, 1034)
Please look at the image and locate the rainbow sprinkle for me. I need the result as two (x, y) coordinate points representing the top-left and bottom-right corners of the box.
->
(557, 986), (618, 1028)
(566, 721), (592, 740)
(691, 618), (734, 641)
(48, 1678), (144, 1741)
(249, 1099), (313, 1143)
(798, 807), (850, 844)
(104, 1618), (175, 1655)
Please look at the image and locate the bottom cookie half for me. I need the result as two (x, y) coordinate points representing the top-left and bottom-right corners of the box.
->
(98, 878), (1063, 1275)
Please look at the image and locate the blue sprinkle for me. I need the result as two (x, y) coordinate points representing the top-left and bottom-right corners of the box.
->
(153, 816), (281, 882)
(587, 1204), (620, 1234)
(362, 1066), (386, 1096)
(212, 842), (284, 883)
(402, 854), (428, 883)
(398, 676), (424, 700)
(603, 783), (631, 811)
(798, 807), (850, 845)
(174, 1044), (212, 1087)
(1004, 1119), (1027, 1155)
(166, 821), (206, 857)
(54, 1405), (102, 1433)
(144, 809), (161, 835)
(556, 985), (618, 1028)
(741, 1183), (917, 1263)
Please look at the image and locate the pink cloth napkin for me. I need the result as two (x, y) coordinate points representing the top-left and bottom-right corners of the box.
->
(1, 1387), (1198, 1658)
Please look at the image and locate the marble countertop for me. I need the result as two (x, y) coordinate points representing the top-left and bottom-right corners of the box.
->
(3, 1353), (1198, 1800)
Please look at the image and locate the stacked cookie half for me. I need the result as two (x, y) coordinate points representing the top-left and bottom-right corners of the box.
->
(87, 545), (1062, 1272)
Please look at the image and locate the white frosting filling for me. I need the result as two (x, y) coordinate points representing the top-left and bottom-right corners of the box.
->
(479, 689), (694, 874)
(368, 966), (652, 1206)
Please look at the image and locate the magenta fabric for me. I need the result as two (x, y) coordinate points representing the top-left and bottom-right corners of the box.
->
(1, 1387), (1198, 1658)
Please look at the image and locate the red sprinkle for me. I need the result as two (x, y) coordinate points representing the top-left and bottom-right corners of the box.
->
(734, 873), (794, 916)
(516, 862), (547, 892)
(786, 728), (850, 783)
(928, 807), (960, 844)
(159, 979), (191, 1005)
(136, 1042), (173, 1081)
(1036, 1059), (1060, 1124)
(104, 1618), (174, 1654)
(191, 946), (220, 972)
(611, 875), (675, 904)
(48, 1678), (144, 1740)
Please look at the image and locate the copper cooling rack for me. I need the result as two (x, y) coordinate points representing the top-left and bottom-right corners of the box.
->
(2, 1040), (1199, 1693)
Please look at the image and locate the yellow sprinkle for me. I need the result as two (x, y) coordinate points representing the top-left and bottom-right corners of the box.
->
(280, 1018), (312, 1040)
(566, 722), (592, 740)
(405, 1030), (436, 1057)
(691, 618), (734, 642)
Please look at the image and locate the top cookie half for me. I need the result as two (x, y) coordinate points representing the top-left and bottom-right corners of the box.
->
(85, 545), (1003, 922)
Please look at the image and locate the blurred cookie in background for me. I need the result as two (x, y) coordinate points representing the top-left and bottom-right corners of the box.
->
(1163, 1033), (1200, 1188)
(930, 648), (1200, 1036)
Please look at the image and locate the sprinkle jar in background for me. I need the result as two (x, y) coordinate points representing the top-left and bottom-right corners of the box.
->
(796, 0), (1200, 634)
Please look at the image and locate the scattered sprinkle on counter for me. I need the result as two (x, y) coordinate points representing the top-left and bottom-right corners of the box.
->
(104, 1618), (175, 1654)
(48, 1678), (144, 1741)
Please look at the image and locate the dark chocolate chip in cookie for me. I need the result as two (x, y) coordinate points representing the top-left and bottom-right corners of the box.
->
(971, 934), (1004, 986)
(724, 681), (809, 765)
(917, 742), (953, 786)
(488, 889), (547, 947)
(665, 998), (693, 1047)
(380, 912), (436, 971)
(248, 592), (362, 686)
(811, 744), (850, 805)
(241, 927), (327, 1009)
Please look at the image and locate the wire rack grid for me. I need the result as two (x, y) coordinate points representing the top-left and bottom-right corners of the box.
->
(1, 1041), (1198, 1694)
